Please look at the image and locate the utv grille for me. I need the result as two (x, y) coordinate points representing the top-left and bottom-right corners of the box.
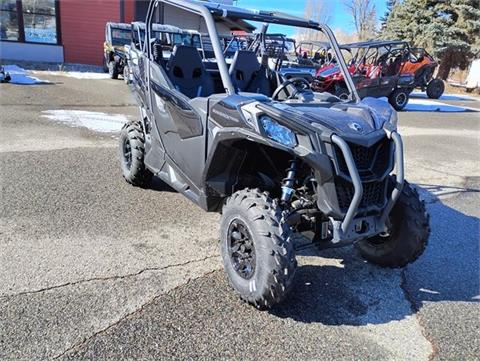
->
(334, 138), (393, 180)
(335, 178), (387, 212)
(332, 137), (393, 213)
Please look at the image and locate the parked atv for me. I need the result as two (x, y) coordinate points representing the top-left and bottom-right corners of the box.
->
(103, 22), (132, 80)
(402, 47), (444, 99)
(120, 0), (430, 309)
(0, 65), (11, 83)
(313, 41), (416, 110)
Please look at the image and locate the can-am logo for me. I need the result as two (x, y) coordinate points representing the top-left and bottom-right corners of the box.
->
(349, 122), (363, 132)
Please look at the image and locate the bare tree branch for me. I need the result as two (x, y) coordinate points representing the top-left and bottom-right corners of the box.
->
(297, 0), (333, 41)
(344, 0), (377, 41)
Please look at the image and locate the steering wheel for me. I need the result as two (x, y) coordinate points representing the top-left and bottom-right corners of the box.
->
(272, 77), (311, 100)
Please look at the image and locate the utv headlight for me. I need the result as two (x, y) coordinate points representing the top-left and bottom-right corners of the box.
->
(260, 116), (297, 147)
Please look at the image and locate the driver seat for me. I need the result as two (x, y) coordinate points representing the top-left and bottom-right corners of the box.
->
(167, 45), (213, 98)
(229, 50), (270, 95)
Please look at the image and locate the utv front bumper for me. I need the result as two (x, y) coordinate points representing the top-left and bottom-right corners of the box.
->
(327, 131), (404, 243)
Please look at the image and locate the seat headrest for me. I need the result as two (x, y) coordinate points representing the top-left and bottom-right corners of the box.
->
(233, 50), (258, 62)
(171, 45), (202, 63)
(229, 50), (261, 74)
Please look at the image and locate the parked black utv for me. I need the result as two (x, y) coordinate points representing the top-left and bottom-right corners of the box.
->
(103, 22), (132, 80)
(119, 0), (430, 309)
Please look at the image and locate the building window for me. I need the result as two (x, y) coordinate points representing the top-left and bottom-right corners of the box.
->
(0, 0), (59, 44)
(22, 0), (57, 44)
(0, 0), (20, 41)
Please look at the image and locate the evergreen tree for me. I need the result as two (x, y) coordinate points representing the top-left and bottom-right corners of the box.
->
(380, 0), (399, 30)
(432, 0), (480, 79)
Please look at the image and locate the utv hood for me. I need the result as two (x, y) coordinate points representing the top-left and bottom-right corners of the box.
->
(271, 97), (395, 137)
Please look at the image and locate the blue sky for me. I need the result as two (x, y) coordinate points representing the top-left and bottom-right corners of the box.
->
(235, 0), (388, 35)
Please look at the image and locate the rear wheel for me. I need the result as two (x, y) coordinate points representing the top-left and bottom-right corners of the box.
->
(388, 88), (410, 111)
(355, 181), (430, 268)
(220, 189), (296, 309)
(119, 121), (152, 187)
(108, 60), (119, 79)
(426, 78), (444, 99)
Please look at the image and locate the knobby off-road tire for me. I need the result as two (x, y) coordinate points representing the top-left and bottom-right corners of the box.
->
(119, 121), (153, 187)
(108, 60), (119, 79)
(220, 189), (297, 309)
(426, 78), (445, 99)
(103, 57), (109, 73)
(335, 86), (350, 101)
(388, 88), (410, 111)
(123, 65), (130, 84)
(355, 181), (430, 268)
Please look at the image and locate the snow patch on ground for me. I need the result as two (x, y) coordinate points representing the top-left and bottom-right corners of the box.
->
(410, 91), (480, 102)
(378, 96), (467, 112)
(37, 71), (110, 79)
(41, 110), (129, 133)
(405, 98), (467, 112)
(3, 65), (51, 85)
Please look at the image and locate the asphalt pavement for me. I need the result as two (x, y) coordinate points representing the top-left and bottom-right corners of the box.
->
(0, 71), (478, 361)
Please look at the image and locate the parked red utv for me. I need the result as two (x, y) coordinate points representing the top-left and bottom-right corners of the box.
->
(313, 41), (415, 111)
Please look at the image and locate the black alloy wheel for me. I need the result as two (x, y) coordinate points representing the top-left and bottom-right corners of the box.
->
(228, 219), (256, 279)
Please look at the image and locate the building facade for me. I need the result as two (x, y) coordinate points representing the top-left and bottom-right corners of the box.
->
(0, 0), (236, 66)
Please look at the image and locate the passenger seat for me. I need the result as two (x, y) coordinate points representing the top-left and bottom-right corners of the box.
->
(167, 46), (213, 98)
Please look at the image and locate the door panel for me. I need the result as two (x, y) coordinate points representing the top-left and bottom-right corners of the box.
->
(148, 60), (206, 186)
(352, 75), (379, 98)
(130, 47), (147, 107)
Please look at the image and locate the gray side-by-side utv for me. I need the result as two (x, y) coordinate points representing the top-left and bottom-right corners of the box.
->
(119, 0), (430, 309)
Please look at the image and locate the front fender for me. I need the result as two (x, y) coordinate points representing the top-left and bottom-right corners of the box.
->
(201, 126), (334, 211)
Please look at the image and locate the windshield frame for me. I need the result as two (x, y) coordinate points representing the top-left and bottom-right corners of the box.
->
(110, 26), (132, 47)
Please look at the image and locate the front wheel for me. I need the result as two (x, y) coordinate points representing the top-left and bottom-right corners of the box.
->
(108, 60), (119, 79)
(220, 189), (296, 309)
(355, 181), (430, 268)
(426, 78), (445, 99)
(102, 57), (109, 73)
(123, 65), (130, 84)
(388, 88), (410, 111)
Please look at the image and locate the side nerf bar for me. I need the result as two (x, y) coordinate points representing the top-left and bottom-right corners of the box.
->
(331, 131), (405, 238)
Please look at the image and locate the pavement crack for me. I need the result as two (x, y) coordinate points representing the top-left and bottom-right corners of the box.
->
(51, 269), (218, 360)
(400, 270), (439, 361)
(0, 254), (219, 299)
(416, 164), (468, 179)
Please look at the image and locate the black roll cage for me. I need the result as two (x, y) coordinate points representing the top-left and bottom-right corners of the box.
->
(145, 0), (360, 102)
